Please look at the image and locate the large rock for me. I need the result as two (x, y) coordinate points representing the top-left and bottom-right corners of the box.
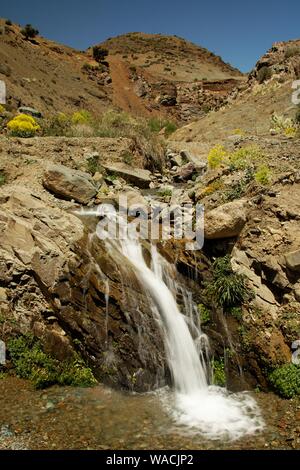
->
(204, 200), (247, 239)
(284, 250), (300, 272)
(0, 186), (166, 391)
(102, 162), (152, 188)
(180, 150), (207, 173)
(231, 247), (279, 319)
(18, 106), (42, 118)
(43, 163), (98, 204)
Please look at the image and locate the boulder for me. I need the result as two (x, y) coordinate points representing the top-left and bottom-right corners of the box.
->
(204, 200), (247, 239)
(43, 163), (99, 204)
(284, 250), (300, 272)
(18, 106), (42, 118)
(0, 63), (11, 77)
(174, 162), (196, 181)
(102, 162), (151, 188)
(180, 150), (207, 173)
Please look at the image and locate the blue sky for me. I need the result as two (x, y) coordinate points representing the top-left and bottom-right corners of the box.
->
(1, 0), (299, 72)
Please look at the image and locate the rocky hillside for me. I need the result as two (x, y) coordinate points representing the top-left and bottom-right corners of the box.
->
(0, 20), (244, 122)
(173, 39), (300, 141)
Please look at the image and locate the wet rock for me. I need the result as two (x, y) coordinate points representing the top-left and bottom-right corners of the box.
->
(43, 163), (99, 204)
(204, 199), (247, 239)
(0, 186), (166, 391)
(102, 162), (151, 188)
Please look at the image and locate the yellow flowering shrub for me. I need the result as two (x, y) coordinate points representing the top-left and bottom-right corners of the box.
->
(7, 113), (40, 137)
(255, 165), (272, 185)
(0, 104), (5, 114)
(207, 145), (228, 169)
(229, 145), (264, 170)
(71, 110), (92, 125)
(270, 113), (297, 136)
(284, 126), (297, 137)
(232, 128), (245, 136)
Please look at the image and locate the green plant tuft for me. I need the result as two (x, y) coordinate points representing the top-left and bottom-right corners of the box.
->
(268, 364), (300, 398)
(198, 304), (211, 325)
(254, 164), (272, 185)
(212, 358), (226, 386)
(257, 66), (272, 84)
(8, 335), (97, 389)
(205, 256), (248, 308)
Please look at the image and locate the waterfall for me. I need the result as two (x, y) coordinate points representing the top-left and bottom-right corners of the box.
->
(77, 206), (264, 440)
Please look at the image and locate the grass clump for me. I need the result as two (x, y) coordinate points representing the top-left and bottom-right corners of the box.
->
(7, 114), (40, 137)
(148, 117), (177, 137)
(212, 358), (226, 386)
(198, 304), (211, 325)
(158, 187), (173, 198)
(268, 364), (300, 398)
(257, 66), (272, 84)
(284, 46), (300, 59)
(8, 334), (97, 389)
(205, 256), (248, 309)
(71, 110), (92, 125)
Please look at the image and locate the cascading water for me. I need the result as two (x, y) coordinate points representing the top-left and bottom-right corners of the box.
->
(77, 206), (264, 440)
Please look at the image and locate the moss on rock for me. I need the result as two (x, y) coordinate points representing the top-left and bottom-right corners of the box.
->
(8, 334), (97, 389)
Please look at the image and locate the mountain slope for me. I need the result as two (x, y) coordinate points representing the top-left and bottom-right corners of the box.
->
(172, 39), (300, 141)
(100, 32), (242, 82)
(0, 21), (243, 122)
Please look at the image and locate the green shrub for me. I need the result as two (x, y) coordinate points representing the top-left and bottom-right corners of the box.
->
(229, 145), (263, 170)
(8, 334), (97, 389)
(147, 117), (177, 136)
(257, 66), (272, 84)
(42, 112), (72, 136)
(82, 62), (98, 72)
(225, 169), (254, 201)
(254, 164), (272, 185)
(0, 171), (6, 186)
(158, 188), (173, 197)
(212, 358), (226, 386)
(268, 364), (300, 398)
(21, 24), (39, 40)
(92, 46), (108, 63)
(205, 255), (248, 308)
(198, 304), (211, 325)
(86, 154), (102, 175)
(228, 306), (243, 320)
(5, 19), (12, 26)
(284, 46), (300, 59)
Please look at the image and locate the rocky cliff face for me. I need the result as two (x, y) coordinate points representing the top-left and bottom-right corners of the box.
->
(0, 186), (168, 391)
